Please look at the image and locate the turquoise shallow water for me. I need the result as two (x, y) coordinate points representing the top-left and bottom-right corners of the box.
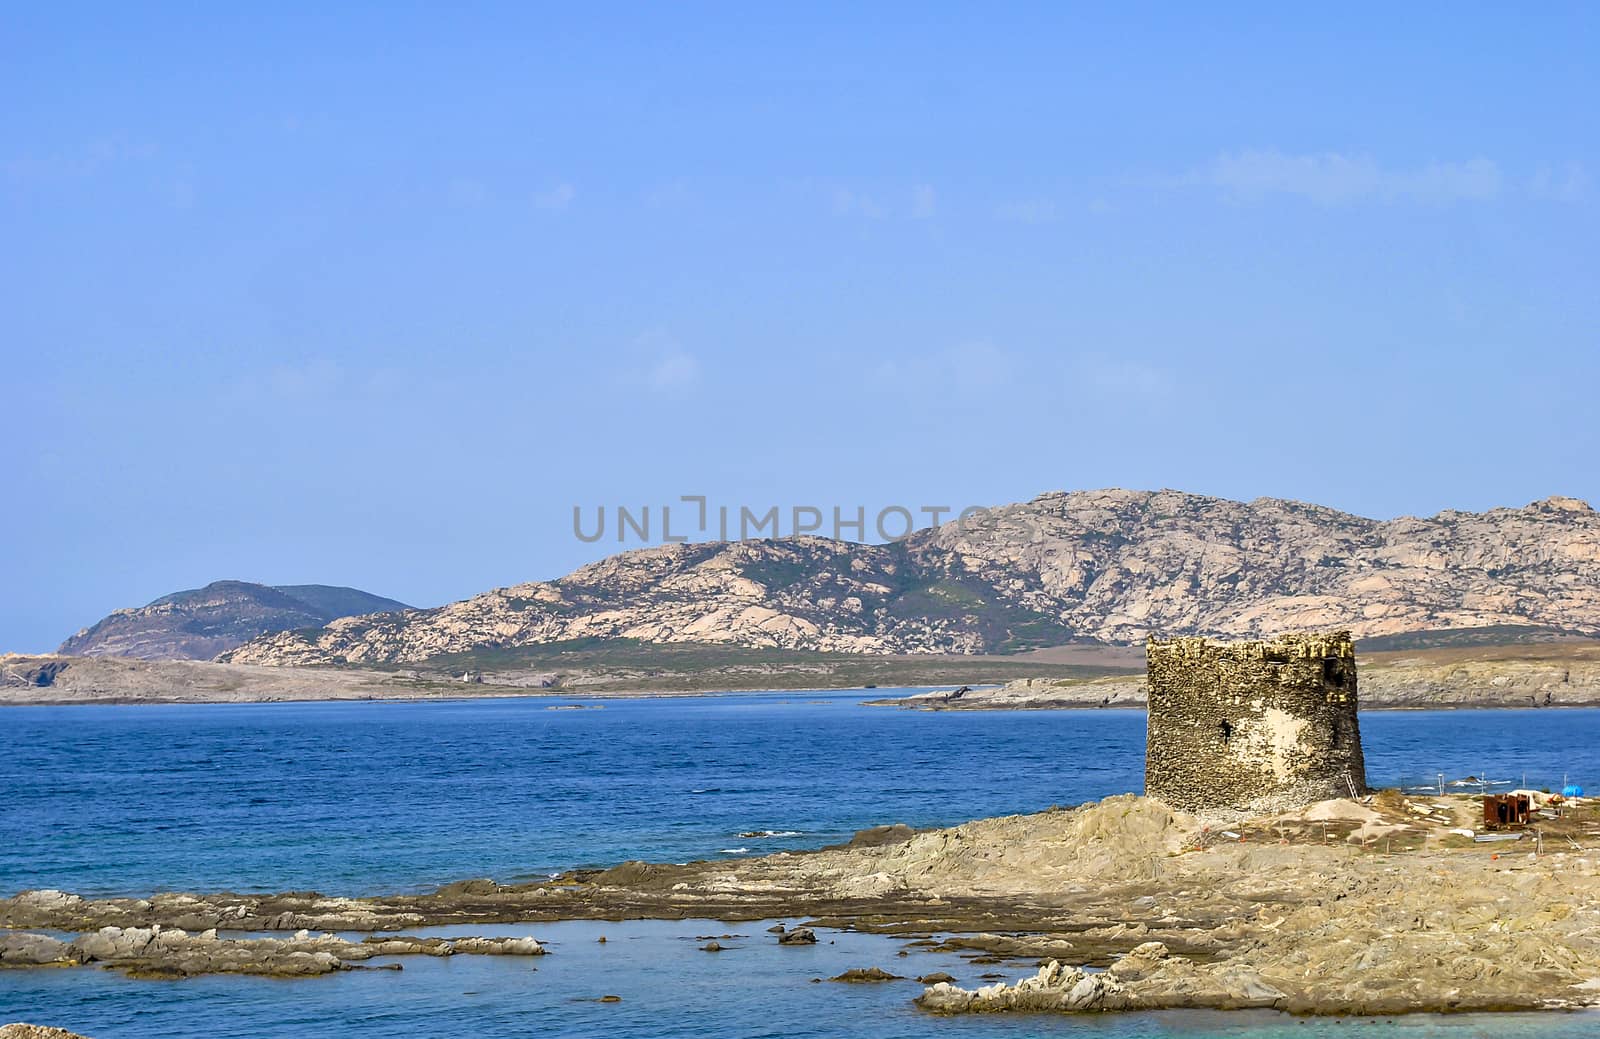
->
(3, 695), (1600, 1037)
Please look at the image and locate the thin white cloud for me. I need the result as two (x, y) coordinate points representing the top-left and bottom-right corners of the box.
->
(86, 135), (158, 164)
(832, 187), (886, 219)
(1195, 150), (1502, 205)
(447, 177), (489, 208)
(223, 358), (344, 405)
(943, 341), (1014, 387)
(534, 182), (576, 211)
(2, 134), (158, 185)
(1070, 355), (1176, 397)
(875, 341), (1015, 390)
(644, 179), (690, 208)
(268, 357), (343, 398)
(649, 350), (700, 391)
(994, 199), (1060, 223)
(623, 332), (701, 394)
(1530, 162), (1590, 203)
(818, 182), (942, 220)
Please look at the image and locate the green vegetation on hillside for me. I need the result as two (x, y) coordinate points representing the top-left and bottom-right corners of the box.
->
(395, 638), (1138, 694)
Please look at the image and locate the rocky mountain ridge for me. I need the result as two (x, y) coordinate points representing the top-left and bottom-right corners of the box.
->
(218, 488), (1600, 666)
(59, 581), (411, 660)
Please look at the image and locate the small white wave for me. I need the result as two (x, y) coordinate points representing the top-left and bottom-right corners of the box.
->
(719, 847), (751, 854)
(737, 830), (803, 839)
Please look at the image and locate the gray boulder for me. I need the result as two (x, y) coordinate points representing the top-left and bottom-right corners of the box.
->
(0, 934), (76, 966)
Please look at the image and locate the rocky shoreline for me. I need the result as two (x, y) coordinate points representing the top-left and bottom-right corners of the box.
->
(872, 643), (1600, 711)
(8, 792), (1600, 1016)
(0, 922), (543, 978)
(0, 652), (1108, 706)
(8, 642), (1600, 710)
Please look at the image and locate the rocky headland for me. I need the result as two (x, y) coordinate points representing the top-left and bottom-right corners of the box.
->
(9, 792), (1600, 1015)
(58, 581), (410, 660)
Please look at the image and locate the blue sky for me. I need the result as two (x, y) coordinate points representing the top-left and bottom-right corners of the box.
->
(3, 5), (1596, 651)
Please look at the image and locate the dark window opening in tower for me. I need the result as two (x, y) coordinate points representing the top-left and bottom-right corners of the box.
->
(1219, 720), (1233, 745)
(1323, 657), (1345, 687)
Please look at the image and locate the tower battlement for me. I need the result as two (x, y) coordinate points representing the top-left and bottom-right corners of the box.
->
(1145, 631), (1367, 813)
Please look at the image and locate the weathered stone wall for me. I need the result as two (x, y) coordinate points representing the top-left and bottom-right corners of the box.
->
(1145, 631), (1367, 813)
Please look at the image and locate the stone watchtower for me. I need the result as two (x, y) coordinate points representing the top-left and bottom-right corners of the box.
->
(1145, 631), (1367, 813)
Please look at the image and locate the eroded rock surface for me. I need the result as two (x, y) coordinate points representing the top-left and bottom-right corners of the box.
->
(0, 924), (543, 978)
(829, 966), (904, 982)
(10, 793), (1600, 1013)
(917, 942), (1288, 1013)
(0, 1026), (95, 1039)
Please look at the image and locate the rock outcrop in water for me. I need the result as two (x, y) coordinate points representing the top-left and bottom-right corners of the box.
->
(220, 490), (1600, 665)
(916, 943), (1287, 1013)
(0, 920), (543, 977)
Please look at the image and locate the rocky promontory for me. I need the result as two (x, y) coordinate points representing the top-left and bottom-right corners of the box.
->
(9, 791), (1600, 1015)
(59, 581), (410, 660)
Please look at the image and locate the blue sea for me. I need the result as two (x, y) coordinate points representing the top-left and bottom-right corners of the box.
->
(3, 692), (1599, 1038)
